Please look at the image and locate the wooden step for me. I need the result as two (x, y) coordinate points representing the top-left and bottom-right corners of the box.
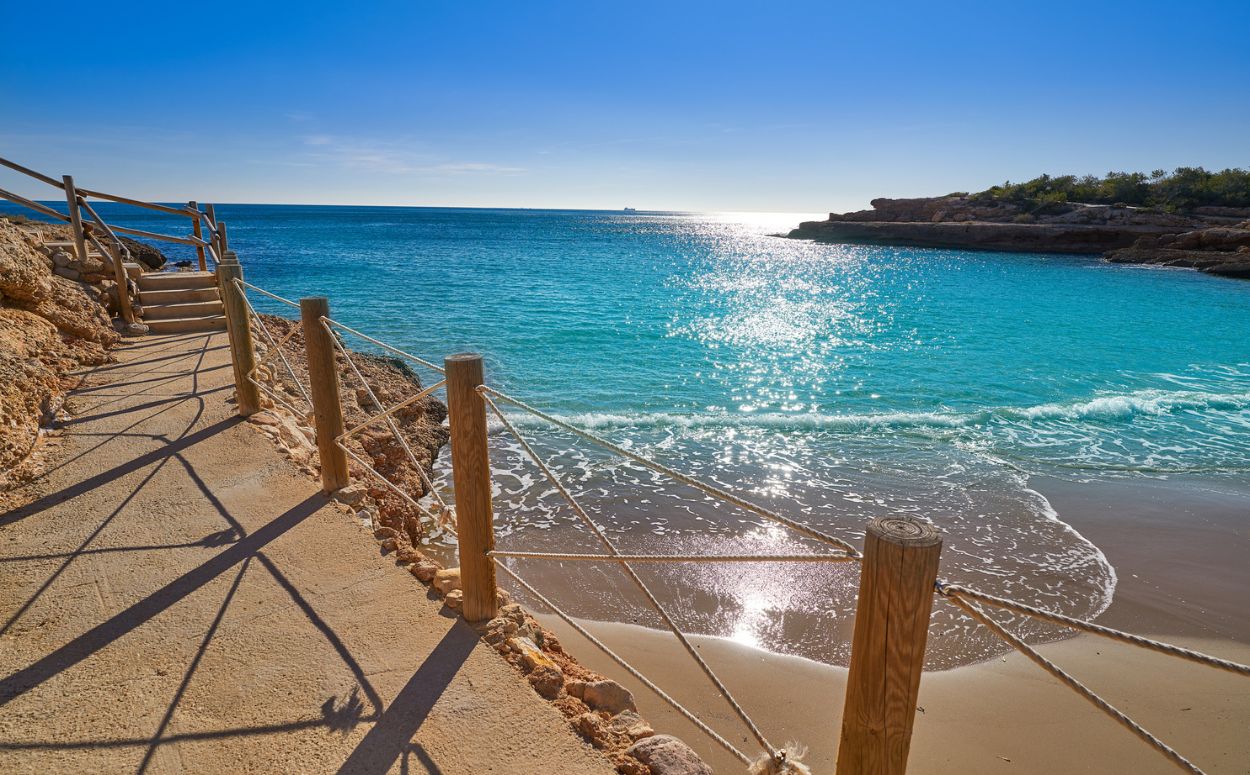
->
(139, 286), (220, 305)
(142, 300), (225, 320)
(144, 315), (227, 334)
(138, 270), (217, 291)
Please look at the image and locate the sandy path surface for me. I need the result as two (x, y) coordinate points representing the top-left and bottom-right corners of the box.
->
(0, 331), (615, 775)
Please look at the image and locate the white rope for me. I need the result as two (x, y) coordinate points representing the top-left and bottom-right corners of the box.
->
(494, 560), (752, 765)
(235, 284), (312, 408)
(336, 441), (442, 525)
(937, 583), (1250, 678)
(237, 279), (300, 309)
(321, 316), (445, 374)
(480, 386), (860, 557)
(946, 595), (1205, 775)
(339, 380), (447, 441)
(483, 393), (781, 763)
(489, 550), (858, 563)
(322, 319), (450, 514)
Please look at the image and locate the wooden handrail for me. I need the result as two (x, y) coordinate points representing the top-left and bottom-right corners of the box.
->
(75, 187), (196, 218)
(105, 223), (203, 246)
(0, 187), (70, 222)
(0, 157), (65, 189)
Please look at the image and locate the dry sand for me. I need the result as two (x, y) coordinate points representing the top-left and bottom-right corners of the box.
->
(536, 620), (1250, 774)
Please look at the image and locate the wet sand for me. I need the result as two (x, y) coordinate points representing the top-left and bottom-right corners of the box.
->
(523, 473), (1250, 773)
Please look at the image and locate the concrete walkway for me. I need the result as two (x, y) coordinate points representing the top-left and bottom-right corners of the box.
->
(0, 331), (615, 775)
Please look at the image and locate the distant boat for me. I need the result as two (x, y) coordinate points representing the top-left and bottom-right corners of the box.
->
(623, 207), (636, 212)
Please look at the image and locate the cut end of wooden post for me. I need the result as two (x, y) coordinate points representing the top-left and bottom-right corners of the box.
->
(867, 516), (941, 548)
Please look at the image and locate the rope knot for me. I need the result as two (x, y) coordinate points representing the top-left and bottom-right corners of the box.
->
(748, 743), (811, 775)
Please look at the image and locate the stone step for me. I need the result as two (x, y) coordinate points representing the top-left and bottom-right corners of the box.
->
(142, 300), (224, 320)
(137, 270), (217, 291)
(139, 286), (221, 305)
(144, 315), (227, 334)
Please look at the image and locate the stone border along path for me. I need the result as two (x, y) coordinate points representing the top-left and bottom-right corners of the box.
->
(0, 330), (617, 775)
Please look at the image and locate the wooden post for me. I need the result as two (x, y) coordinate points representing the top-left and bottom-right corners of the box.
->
(205, 204), (219, 258)
(837, 517), (943, 775)
(218, 220), (229, 256)
(108, 238), (136, 324)
(189, 201), (207, 271)
(445, 353), (498, 622)
(300, 297), (350, 493)
(217, 256), (261, 416)
(62, 175), (88, 262)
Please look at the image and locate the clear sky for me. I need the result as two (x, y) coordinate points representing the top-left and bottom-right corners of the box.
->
(2, 0), (1247, 212)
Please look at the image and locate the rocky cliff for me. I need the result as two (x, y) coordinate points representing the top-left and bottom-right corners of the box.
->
(1105, 221), (1250, 278)
(0, 217), (121, 478)
(788, 195), (1250, 278)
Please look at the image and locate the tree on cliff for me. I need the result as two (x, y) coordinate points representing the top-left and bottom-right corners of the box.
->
(975, 167), (1250, 210)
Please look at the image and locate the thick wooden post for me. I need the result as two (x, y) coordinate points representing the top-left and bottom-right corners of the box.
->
(217, 255), (261, 416)
(837, 517), (943, 775)
(189, 201), (207, 271)
(300, 297), (350, 493)
(62, 175), (88, 262)
(445, 353), (497, 622)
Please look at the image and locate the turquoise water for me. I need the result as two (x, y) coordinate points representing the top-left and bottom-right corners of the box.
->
(11, 202), (1250, 664)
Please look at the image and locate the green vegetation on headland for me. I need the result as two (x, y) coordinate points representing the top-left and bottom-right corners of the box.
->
(970, 167), (1250, 211)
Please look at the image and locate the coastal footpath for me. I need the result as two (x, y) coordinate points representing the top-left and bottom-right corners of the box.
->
(788, 195), (1250, 278)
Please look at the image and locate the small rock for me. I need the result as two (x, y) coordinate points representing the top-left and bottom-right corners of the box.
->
(573, 712), (612, 748)
(444, 589), (464, 610)
(379, 537), (398, 553)
(373, 527), (399, 541)
(433, 567), (462, 594)
(500, 603), (527, 625)
(332, 484), (366, 506)
(584, 679), (637, 714)
(528, 664), (564, 699)
(395, 547), (423, 564)
(410, 561), (439, 582)
(248, 412), (281, 427)
(609, 710), (655, 741)
(613, 755), (650, 775)
(566, 679), (588, 700)
(626, 735), (713, 775)
(509, 637), (557, 673)
(123, 322), (149, 335)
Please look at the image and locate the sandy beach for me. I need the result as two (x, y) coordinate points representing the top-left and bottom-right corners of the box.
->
(524, 471), (1250, 773)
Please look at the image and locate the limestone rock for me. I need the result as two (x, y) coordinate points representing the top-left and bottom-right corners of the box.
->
(409, 560), (440, 583)
(528, 664), (565, 699)
(626, 735), (713, 775)
(609, 710), (655, 741)
(583, 679), (637, 714)
(433, 567), (462, 594)
(443, 589), (463, 610)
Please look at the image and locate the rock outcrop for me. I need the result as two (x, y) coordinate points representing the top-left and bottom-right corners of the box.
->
(244, 313), (451, 548)
(788, 195), (1215, 255)
(788, 195), (1250, 279)
(1105, 221), (1250, 278)
(0, 217), (120, 478)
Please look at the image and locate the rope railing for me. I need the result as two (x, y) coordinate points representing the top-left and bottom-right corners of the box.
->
(234, 280), (312, 412)
(319, 315), (454, 531)
(208, 278), (1245, 775)
(944, 593), (1205, 775)
(936, 582), (1250, 677)
(479, 385), (861, 558)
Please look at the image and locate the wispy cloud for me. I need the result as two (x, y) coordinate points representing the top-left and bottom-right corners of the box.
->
(296, 135), (525, 176)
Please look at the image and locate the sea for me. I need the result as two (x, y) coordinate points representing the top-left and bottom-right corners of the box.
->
(8, 202), (1250, 666)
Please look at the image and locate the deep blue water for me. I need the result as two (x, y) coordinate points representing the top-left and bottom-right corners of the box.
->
(8, 201), (1250, 664)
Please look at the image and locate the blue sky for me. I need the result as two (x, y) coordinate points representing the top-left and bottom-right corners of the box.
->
(2, 0), (1247, 212)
